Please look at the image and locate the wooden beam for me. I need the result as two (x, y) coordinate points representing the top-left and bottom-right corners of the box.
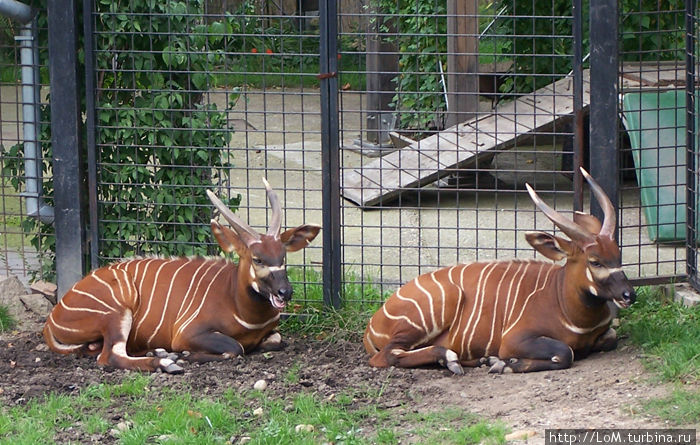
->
(446, 0), (479, 128)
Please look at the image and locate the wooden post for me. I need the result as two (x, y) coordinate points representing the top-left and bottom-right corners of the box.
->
(365, 14), (398, 145)
(446, 0), (479, 128)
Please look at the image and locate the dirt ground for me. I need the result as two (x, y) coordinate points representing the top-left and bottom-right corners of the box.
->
(0, 315), (695, 444)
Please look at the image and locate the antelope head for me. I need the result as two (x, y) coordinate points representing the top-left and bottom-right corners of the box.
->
(525, 168), (636, 309)
(207, 180), (321, 310)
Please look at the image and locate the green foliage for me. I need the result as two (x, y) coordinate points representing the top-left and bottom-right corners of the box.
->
(497, 1), (589, 95)
(369, 0), (687, 131)
(93, 0), (238, 260)
(1, 1), (241, 279)
(619, 286), (700, 383)
(0, 305), (15, 332)
(619, 0), (685, 62)
(372, 0), (448, 130)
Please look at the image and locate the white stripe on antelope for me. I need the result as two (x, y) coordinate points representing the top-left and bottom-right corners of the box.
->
(363, 168), (636, 374)
(43, 179), (320, 374)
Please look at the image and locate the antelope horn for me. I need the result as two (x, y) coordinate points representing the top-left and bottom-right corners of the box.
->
(206, 190), (260, 245)
(262, 178), (282, 238)
(525, 183), (595, 243)
(580, 167), (616, 239)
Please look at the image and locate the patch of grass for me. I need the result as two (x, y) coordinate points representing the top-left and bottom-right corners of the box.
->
(0, 376), (504, 444)
(0, 305), (15, 332)
(284, 361), (302, 384)
(640, 388), (700, 425)
(619, 286), (700, 383)
(619, 286), (700, 424)
(284, 267), (387, 342)
(402, 408), (508, 444)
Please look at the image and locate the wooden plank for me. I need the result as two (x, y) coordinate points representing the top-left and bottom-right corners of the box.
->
(342, 71), (592, 206)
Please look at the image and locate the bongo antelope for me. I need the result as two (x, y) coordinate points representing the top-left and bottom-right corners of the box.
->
(364, 168), (635, 374)
(43, 180), (320, 373)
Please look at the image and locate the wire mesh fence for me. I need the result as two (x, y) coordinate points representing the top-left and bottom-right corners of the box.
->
(0, 3), (51, 287)
(0, 0), (698, 307)
(618, 2), (689, 282)
(338, 0), (587, 304)
(87, 0), (326, 304)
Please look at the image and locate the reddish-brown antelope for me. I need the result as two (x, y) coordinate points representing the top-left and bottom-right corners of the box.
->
(44, 180), (320, 373)
(364, 168), (635, 374)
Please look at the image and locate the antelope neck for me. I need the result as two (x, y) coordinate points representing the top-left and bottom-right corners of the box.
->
(232, 260), (278, 324)
(557, 266), (611, 332)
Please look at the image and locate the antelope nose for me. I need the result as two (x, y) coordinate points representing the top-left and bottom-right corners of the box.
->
(623, 290), (636, 304)
(278, 287), (293, 301)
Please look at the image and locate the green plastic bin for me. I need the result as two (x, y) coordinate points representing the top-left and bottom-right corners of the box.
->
(621, 90), (698, 243)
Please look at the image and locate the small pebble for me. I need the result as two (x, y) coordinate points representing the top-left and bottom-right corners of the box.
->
(252, 407), (263, 417)
(253, 379), (268, 391)
(295, 424), (314, 433)
(116, 421), (132, 431)
(505, 430), (536, 441)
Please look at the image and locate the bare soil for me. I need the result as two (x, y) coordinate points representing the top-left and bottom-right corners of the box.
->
(0, 315), (692, 444)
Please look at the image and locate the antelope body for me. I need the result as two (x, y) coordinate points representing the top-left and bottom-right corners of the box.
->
(44, 181), (320, 373)
(364, 169), (635, 374)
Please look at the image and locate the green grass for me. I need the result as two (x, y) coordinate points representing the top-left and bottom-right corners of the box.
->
(640, 389), (700, 425)
(619, 286), (700, 383)
(619, 286), (700, 424)
(285, 267), (387, 342)
(0, 374), (506, 444)
(0, 305), (15, 332)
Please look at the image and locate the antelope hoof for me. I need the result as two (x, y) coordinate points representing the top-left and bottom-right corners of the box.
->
(154, 348), (180, 361)
(160, 359), (184, 375)
(488, 360), (507, 374)
(487, 356), (501, 366)
(447, 361), (464, 375)
(154, 348), (168, 358)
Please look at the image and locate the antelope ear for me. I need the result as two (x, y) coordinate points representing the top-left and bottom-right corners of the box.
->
(211, 220), (245, 254)
(573, 211), (603, 235)
(525, 231), (572, 261)
(280, 224), (321, 252)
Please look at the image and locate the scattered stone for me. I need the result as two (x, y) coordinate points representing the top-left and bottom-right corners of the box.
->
(253, 379), (268, 391)
(295, 424), (314, 433)
(34, 357), (41, 363)
(34, 343), (48, 352)
(115, 420), (132, 432)
(29, 280), (57, 304)
(157, 434), (176, 441)
(0, 275), (28, 319)
(238, 437), (252, 444)
(252, 407), (263, 417)
(673, 283), (700, 307)
(19, 293), (53, 317)
(505, 430), (536, 441)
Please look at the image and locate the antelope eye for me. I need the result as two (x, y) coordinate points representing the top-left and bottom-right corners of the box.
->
(252, 257), (263, 266)
(589, 260), (602, 268)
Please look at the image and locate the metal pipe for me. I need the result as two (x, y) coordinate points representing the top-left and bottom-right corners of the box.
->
(0, 0), (32, 24)
(16, 18), (54, 224)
